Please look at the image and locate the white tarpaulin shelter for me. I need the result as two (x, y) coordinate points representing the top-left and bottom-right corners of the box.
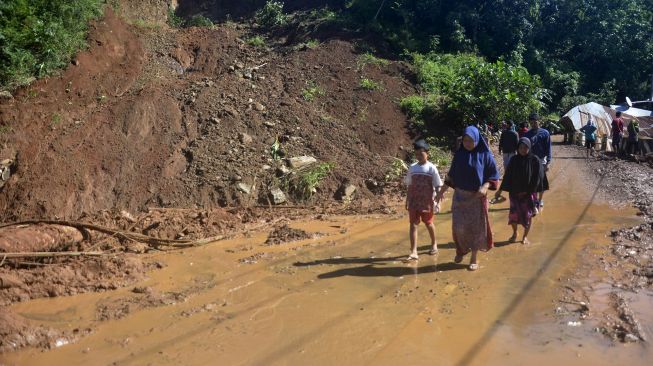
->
(610, 104), (653, 118)
(558, 102), (615, 137)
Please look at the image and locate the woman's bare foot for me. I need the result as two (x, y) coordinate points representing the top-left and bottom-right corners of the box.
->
(509, 233), (517, 243)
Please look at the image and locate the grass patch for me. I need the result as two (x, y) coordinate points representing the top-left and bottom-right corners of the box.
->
(305, 39), (320, 49)
(0, 125), (13, 134)
(359, 78), (381, 90)
(301, 81), (325, 101)
(51, 113), (62, 126)
(246, 35), (266, 48)
(132, 19), (161, 29)
(285, 162), (335, 200)
(357, 53), (389, 71)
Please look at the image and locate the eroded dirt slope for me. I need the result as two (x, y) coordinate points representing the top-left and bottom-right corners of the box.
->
(0, 6), (413, 222)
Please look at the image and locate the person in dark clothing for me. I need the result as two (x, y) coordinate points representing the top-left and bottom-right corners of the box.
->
(612, 111), (625, 155)
(498, 123), (520, 170)
(626, 119), (640, 156)
(494, 138), (544, 245)
(524, 113), (551, 211)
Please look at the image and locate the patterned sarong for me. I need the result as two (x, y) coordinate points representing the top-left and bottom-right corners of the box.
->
(508, 192), (536, 228)
(451, 189), (493, 256)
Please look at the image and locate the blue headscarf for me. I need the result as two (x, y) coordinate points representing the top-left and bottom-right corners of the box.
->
(448, 126), (500, 191)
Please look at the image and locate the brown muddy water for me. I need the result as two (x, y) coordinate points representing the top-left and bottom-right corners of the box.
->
(2, 153), (652, 366)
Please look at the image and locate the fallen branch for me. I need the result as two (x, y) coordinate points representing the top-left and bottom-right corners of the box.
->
(0, 218), (285, 251)
(0, 220), (193, 246)
(0, 251), (105, 259)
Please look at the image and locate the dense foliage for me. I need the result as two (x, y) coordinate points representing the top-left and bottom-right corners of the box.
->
(401, 53), (546, 135)
(344, 0), (653, 113)
(0, 0), (104, 89)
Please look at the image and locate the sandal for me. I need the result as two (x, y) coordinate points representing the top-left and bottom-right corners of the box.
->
(429, 247), (439, 255)
(454, 254), (463, 263)
(469, 263), (479, 271)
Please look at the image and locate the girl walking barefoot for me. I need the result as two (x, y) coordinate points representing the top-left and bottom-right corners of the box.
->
(494, 138), (544, 245)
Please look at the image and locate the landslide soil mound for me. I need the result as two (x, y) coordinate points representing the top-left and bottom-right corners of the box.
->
(0, 6), (414, 224)
(0, 2), (413, 342)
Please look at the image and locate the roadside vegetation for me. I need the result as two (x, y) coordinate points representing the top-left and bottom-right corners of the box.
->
(0, 0), (105, 90)
(401, 53), (546, 137)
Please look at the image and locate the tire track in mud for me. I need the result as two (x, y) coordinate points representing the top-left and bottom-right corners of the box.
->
(112, 220), (443, 364)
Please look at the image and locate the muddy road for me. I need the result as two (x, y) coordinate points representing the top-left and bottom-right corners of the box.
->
(2, 143), (652, 366)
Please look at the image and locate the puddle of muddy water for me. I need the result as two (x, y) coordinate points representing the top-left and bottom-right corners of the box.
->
(2, 151), (652, 366)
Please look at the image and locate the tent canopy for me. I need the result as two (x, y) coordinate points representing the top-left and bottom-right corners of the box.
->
(559, 102), (653, 138)
(558, 102), (615, 137)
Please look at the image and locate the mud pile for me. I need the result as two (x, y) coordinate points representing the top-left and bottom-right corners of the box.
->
(0, 6), (413, 224)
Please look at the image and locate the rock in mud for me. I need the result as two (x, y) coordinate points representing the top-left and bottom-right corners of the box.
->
(269, 187), (287, 204)
(236, 183), (253, 195)
(239, 132), (253, 144)
(287, 156), (317, 169)
(336, 183), (356, 201)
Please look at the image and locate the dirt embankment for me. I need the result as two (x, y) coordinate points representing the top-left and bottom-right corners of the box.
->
(0, 6), (413, 223)
(0, 3), (414, 352)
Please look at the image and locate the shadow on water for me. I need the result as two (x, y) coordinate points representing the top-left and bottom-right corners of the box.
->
(293, 244), (458, 268)
(455, 173), (605, 366)
(494, 240), (519, 247)
(316, 262), (469, 279)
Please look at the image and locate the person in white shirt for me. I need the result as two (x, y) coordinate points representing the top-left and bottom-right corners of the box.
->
(404, 139), (444, 261)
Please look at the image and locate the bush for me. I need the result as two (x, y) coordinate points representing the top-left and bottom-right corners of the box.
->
(359, 78), (381, 90)
(255, 1), (286, 28)
(167, 7), (184, 28)
(357, 52), (389, 70)
(384, 158), (408, 182)
(246, 35), (266, 48)
(0, 0), (104, 89)
(301, 81), (325, 101)
(185, 15), (213, 27)
(400, 95), (426, 119)
(305, 39), (320, 49)
(404, 53), (547, 133)
(286, 162), (335, 200)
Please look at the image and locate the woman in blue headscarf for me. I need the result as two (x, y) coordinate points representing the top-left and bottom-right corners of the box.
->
(436, 126), (500, 271)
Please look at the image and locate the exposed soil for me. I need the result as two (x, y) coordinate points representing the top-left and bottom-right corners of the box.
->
(0, 6), (412, 224)
(2, 0), (652, 360)
(554, 145), (653, 343)
(0, 3), (415, 353)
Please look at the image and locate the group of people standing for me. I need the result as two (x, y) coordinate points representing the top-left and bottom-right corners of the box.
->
(610, 111), (640, 156)
(578, 110), (640, 158)
(404, 113), (551, 271)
